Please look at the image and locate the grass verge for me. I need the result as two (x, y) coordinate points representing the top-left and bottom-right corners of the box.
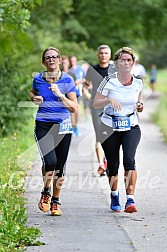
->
(150, 68), (167, 142)
(152, 94), (167, 142)
(0, 112), (42, 252)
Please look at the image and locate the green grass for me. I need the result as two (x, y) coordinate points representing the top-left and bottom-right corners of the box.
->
(0, 112), (42, 252)
(156, 68), (167, 94)
(146, 68), (167, 93)
(146, 68), (167, 142)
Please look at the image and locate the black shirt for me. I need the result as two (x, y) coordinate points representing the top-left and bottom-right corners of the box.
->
(85, 63), (117, 105)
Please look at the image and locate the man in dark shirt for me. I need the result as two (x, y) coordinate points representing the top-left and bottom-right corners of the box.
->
(84, 45), (117, 176)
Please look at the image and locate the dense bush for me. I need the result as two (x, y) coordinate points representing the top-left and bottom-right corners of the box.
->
(0, 1), (41, 136)
(0, 57), (33, 135)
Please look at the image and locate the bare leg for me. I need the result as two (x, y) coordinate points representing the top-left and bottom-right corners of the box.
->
(49, 174), (64, 216)
(96, 142), (106, 175)
(108, 174), (118, 191)
(52, 176), (65, 198)
(71, 109), (80, 136)
(95, 142), (105, 164)
(124, 170), (137, 195)
(42, 168), (53, 189)
(71, 112), (76, 128)
(124, 170), (138, 213)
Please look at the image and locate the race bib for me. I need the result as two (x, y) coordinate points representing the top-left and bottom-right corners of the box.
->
(59, 119), (73, 134)
(112, 116), (131, 131)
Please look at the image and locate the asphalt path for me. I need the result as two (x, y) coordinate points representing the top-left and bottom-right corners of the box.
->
(25, 89), (167, 252)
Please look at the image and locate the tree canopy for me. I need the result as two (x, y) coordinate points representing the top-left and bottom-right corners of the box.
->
(1, 0), (167, 135)
(30, 0), (167, 64)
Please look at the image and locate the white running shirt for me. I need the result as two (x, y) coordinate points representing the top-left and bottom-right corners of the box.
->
(97, 73), (143, 128)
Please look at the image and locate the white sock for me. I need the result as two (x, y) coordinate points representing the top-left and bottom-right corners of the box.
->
(126, 195), (134, 200)
(111, 190), (118, 196)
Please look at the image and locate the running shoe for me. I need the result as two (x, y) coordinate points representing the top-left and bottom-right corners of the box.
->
(98, 165), (106, 176)
(104, 161), (107, 170)
(72, 126), (77, 136)
(75, 126), (81, 136)
(110, 193), (121, 212)
(124, 198), (138, 213)
(38, 191), (51, 212)
(73, 126), (81, 136)
(50, 200), (62, 216)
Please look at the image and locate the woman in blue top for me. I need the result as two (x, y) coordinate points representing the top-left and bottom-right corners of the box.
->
(29, 47), (78, 216)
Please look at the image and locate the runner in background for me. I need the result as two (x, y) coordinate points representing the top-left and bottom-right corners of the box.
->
(61, 55), (77, 82)
(149, 64), (158, 97)
(81, 62), (91, 120)
(84, 45), (117, 176)
(131, 55), (147, 80)
(69, 56), (85, 136)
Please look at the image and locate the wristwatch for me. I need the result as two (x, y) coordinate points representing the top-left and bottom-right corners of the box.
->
(58, 95), (65, 101)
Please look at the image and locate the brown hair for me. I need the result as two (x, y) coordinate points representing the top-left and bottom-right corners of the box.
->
(62, 55), (69, 61)
(114, 47), (135, 62)
(42, 47), (61, 63)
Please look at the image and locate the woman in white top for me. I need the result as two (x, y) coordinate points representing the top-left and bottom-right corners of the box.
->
(93, 47), (143, 213)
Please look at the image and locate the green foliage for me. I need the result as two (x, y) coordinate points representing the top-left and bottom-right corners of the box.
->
(72, 0), (167, 50)
(0, 196), (41, 251)
(0, 0), (41, 30)
(28, 0), (97, 64)
(0, 120), (41, 251)
(153, 95), (167, 142)
(62, 18), (89, 42)
(151, 69), (167, 142)
(0, 0), (41, 136)
(0, 55), (34, 135)
(138, 41), (167, 69)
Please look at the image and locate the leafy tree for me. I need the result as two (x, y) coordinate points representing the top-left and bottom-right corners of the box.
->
(1, 0), (167, 135)
(0, 0), (41, 135)
(68, 0), (167, 55)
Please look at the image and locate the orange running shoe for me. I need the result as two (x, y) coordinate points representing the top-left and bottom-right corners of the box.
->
(104, 161), (107, 170)
(98, 163), (107, 176)
(50, 200), (62, 216)
(98, 166), (105, 176)
(38, 191), (51, 212)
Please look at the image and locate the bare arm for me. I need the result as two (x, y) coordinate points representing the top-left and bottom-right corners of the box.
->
(63, 92), (78, 113)
(83, 79), (92, 88)
(29, 89), (43, 105)
(50, 83), (78, 113)
(93, 92), (121, 112)
(136, 91), (144, 112)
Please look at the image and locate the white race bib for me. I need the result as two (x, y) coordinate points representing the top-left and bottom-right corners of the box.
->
(59, 119), (73, 134)
(112, 116), (131, 131)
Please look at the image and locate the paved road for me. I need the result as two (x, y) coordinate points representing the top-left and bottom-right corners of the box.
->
(25, 90), (167, 252)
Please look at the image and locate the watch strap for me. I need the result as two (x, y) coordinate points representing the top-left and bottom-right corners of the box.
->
(58, 95), (65, 101)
